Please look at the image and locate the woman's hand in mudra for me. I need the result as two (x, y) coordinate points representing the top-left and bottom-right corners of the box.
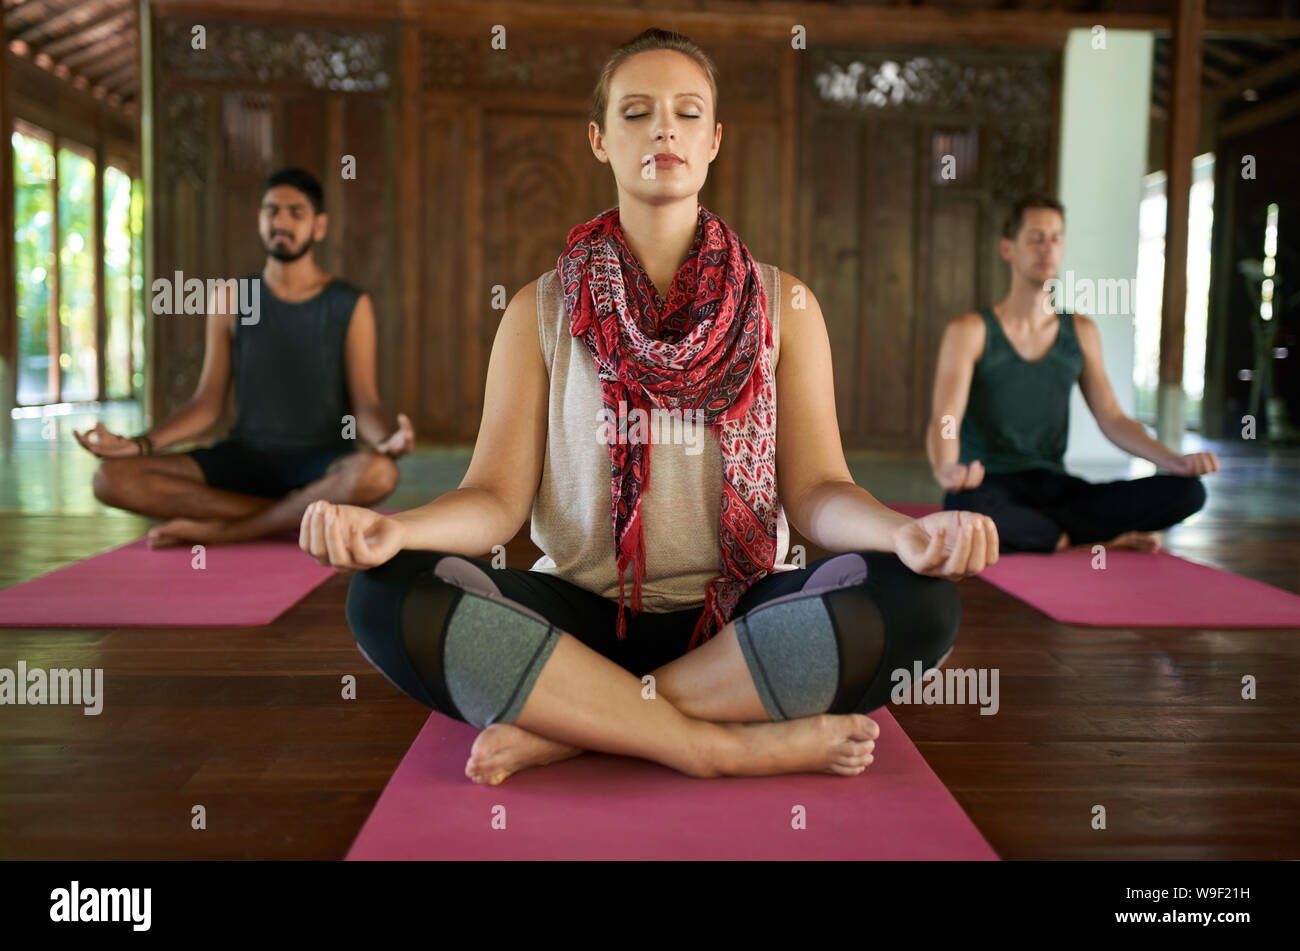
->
(300, 501), (406, 572)
(891, 510), (999, 581)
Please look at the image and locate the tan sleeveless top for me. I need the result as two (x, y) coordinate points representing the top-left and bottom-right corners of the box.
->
(528, 262), (794, 612)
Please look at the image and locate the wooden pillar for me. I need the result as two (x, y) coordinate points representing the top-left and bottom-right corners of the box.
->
(140, 0), (157, 426)
(1157, 0), (1205, 448)
(94, 123), (108, 402)
(396, 22), (420, 420)
(0, 47), (16, 452)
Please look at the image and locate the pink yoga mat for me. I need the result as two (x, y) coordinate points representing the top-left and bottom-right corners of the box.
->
(887, 502), (1300, 627)
(979, 548), (1300, 627)
(346, 707), (997, 860)
(0, 534), (333, 627)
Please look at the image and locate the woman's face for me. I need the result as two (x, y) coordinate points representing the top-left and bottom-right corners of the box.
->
(590, 49), (721, 205)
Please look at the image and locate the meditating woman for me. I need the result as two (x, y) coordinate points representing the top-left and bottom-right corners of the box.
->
(301, 28), (999, 785)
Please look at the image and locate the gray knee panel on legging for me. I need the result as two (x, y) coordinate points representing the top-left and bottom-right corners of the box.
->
(432, 557), (561, 729)
(732, 553), (879, 721)
(734, 596), (840, 720)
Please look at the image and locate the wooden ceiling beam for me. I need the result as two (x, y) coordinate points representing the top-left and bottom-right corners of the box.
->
(147, 0), (1164, 44)
(1219, 86), (1300, 138)
(40, 11), (135, 59)
(1208, 47), (1300, 102)
(1202, 40), (1251, 68)
(59, 31), (134, 70)
(14, 0), (132, 46)
(70, 42), (136, 81)
(5, 35), (137, 120)
(1199, 59), (1232, 84)
(409, 0), (1167, 43)
(1200, 20), (1300, 39)
(1246, 35), (1291, 51)
(3, 0), (45, 29)
(134, 0), (1300, 40)
(97, 59), (138, 92)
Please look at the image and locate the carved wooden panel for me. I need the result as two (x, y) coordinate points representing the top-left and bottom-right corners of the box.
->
(862, 120), (917, 438)
(479, 110), (617, 428)
(811, 51), (1053, 116)
(412, 29), (790, 442)
(802, 115), (863, 435)
(801, 46), (1059, 449)
(155, 89), (213, 420)
(159, 19), (392, 91)
(420, 30), (781, 108)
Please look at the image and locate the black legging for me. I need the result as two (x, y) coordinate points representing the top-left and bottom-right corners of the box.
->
(344, 548), (960, 729)
(944, 469), (1207, 553)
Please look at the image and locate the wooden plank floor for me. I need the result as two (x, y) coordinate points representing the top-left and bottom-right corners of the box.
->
(1, 430), (1298, 859)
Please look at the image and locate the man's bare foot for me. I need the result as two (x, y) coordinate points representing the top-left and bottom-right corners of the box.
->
(1101, 530), (1161, 552)
(717, 713), (879, 778)
(465, 723), (585, 786)
(146, 518), (232, 548)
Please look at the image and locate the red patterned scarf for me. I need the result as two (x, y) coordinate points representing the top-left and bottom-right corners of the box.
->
(557, 205), (779, 649)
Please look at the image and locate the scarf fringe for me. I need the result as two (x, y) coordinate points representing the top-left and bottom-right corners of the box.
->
(614, 495), (649, 640)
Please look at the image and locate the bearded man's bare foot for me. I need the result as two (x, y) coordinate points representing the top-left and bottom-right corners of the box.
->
(146, 518), (232, 549)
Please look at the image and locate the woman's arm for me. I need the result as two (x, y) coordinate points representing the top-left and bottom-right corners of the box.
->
(390, 279), (550, 555)
(773, 272), (909, 552)
(774, 271), (997, 578)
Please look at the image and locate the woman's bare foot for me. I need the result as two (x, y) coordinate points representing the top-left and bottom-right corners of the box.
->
(464, 713), (879, 783)
(1102, 530), (1161, 552)
(465, 723), (585, 786)
(718, 713), (879, 777)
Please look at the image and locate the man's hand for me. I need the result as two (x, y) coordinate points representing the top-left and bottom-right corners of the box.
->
(933, 460), (985, 492)
(1168, 452), (1219, 477)
(892, 510), (999, 581)
(73, 422), (141, 458)
(375, 412), (415, 459)
(300, 501), (406, 571)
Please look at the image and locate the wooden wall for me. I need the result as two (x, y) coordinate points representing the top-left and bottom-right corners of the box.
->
(798, 48), (1058, 447)
(148, 11), (1060, 449)
(414, 26), (795, 441)
(147, 15), (400, 437)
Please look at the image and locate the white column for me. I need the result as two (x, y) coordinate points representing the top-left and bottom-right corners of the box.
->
(1058, 28), (1154, 469)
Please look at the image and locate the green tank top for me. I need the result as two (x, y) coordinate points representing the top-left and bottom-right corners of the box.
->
(958, 306), (1083, 475)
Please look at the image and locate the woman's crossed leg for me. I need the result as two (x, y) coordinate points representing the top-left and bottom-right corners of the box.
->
(345, 549), (959, 784)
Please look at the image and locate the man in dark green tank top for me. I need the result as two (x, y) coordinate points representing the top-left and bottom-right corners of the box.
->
(75, 168), (414, 548)
(925, 194), (1218, 553)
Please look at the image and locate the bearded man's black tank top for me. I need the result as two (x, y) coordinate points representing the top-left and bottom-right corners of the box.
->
(229, 273), (361, 451)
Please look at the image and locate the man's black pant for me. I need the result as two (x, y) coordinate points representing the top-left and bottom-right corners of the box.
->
(943, 468), (1207, 553)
